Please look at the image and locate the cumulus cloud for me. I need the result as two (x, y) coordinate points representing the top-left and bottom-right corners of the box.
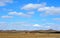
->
(8, 11), (18, 15)
(21, 3), (45, 10)
(33, 24), (41, 27)
(1, 15), (13, 18)
(21, 3), (60, 16)
(38, 6), (60, 16)
(9, 11), (34, 17)
(0, 0), (13, 6)
(53, 18), (60, 21)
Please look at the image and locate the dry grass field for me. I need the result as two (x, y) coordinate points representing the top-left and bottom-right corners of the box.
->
(0, 32), (60, 38)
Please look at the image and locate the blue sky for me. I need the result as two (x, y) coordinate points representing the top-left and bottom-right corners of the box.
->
(0, 0), (60, 30)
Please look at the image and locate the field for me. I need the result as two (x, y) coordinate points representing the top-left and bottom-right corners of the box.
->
(0, 32), (60, 38)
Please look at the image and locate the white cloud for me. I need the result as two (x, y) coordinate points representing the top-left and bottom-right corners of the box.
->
(27, 12), (34, 15)
(0, 22), (60, 30)
(9, 11), (18, 15)
(53, 18), (60, 21)
(1, 15), (13, 18)
(21, 3), (60, 16)
(21, 3), (45, 10)
(0, 0), (13, 6)
(0, 22), (33, 30)
(18, 12), (31, 17)
(38, 6), (60, 16)
(9, 22), (60, 30)
(32, 23), (58, 30)
(0, 2), (5, 6)
(9, 11), (34, 18)
(11, 22), (33, 26)
(33, 24), (41, 27)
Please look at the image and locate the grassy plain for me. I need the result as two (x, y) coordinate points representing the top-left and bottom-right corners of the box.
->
(0, 32), (60, 38)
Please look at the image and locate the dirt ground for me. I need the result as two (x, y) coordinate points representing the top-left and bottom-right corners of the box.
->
(0, 32), (60, 38)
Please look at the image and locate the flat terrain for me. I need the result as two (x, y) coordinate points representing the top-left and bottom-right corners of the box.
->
(0, 32), (60, 38)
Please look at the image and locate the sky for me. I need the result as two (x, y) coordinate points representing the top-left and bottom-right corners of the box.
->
(0, 0), (60, 30)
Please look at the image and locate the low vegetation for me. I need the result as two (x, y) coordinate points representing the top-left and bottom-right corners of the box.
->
(0, 30), (60, 38)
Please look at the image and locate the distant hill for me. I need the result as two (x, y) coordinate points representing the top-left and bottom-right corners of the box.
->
(0, 29), (60, 33)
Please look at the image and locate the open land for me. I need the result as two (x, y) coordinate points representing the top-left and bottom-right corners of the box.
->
(0, 31), (60, 38)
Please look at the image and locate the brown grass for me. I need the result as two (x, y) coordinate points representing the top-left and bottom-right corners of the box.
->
(0, 32), (60, 38)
